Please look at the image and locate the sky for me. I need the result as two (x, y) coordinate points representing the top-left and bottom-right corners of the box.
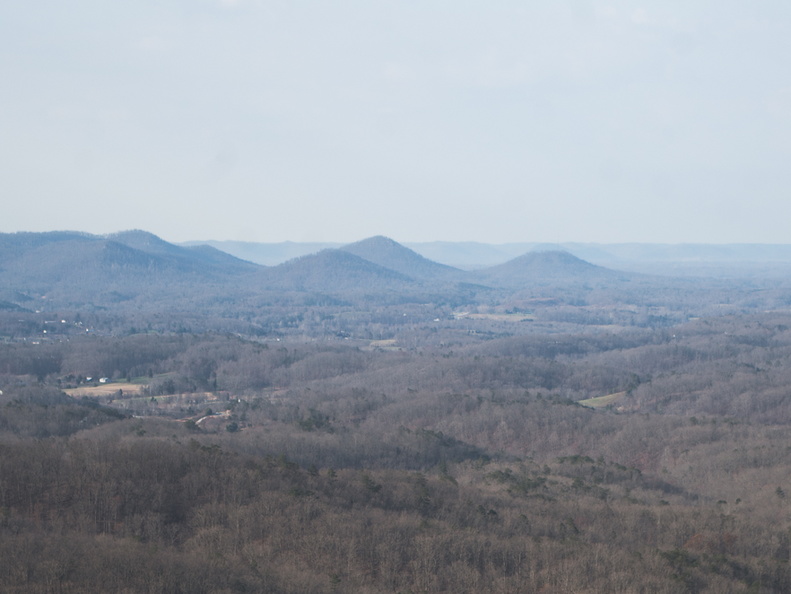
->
(2, 1), (791, 244)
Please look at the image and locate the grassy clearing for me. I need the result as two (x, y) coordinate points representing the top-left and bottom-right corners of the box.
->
(578, 391), (626, 409)
(65, 382), (147, 397)
(369, 339), (397, 347)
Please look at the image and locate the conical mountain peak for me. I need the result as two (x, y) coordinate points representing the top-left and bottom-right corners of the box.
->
(341, 236), (462, 280)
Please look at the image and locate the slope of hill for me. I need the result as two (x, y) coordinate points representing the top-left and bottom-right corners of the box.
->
(109, 229), (187, 256)
(340, 236), (464, 281)
(109, 230), (259, 274)
(0, 231), (261, 308)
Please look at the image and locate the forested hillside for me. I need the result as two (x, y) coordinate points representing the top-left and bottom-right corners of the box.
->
(3, 231), (791, 591)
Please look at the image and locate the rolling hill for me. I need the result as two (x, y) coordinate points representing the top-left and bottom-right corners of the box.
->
(471, 250), (631, 288)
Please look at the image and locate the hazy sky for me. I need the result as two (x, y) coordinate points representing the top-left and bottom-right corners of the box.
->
(2, 1), (791, 244)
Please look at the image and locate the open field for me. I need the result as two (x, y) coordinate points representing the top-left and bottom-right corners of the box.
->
(578, 391), (627, 409)
(65, 382), (148, 397)
(453, 312), (534, 322)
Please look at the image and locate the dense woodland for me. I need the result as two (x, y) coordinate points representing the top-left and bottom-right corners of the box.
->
(4, 232), (791, 591)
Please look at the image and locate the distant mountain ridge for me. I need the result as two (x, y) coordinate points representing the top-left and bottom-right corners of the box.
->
(188, 238), (791, 275)
(0, 230), (647, 310)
